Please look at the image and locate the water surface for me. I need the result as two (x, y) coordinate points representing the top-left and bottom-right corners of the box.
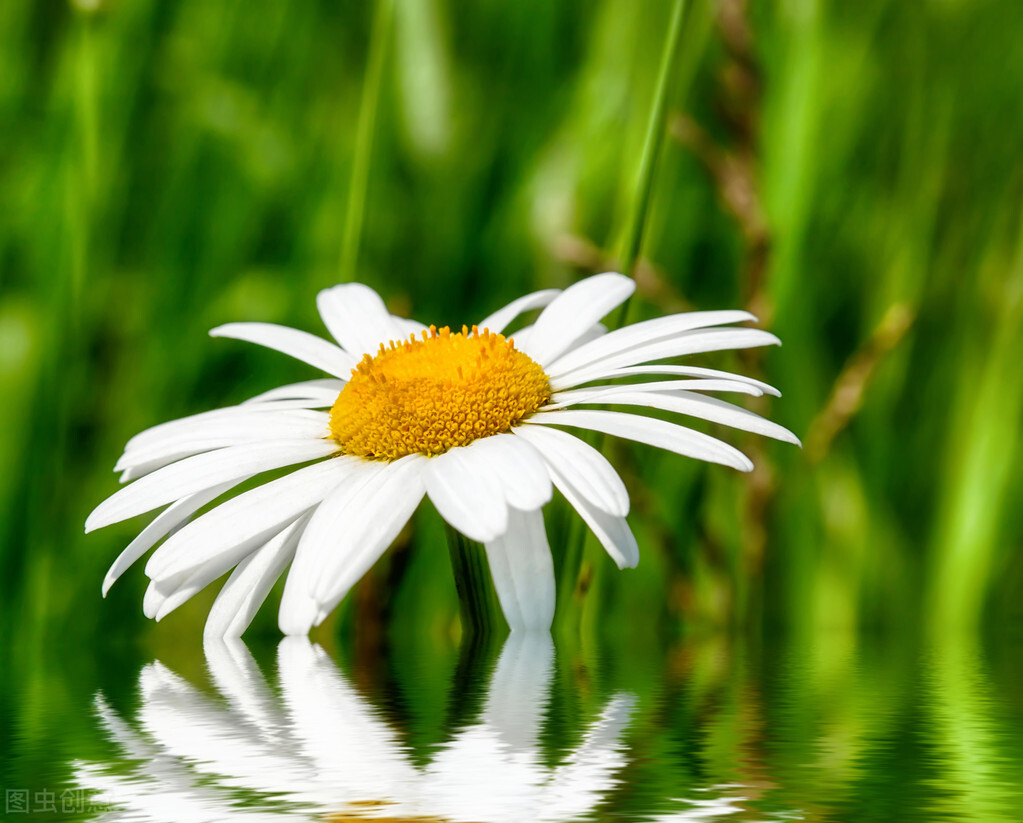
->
(4, 630), (1022, 821)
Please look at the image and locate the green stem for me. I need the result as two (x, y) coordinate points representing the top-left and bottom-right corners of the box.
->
(617, 0), (688, 281)
(340, 0), (394, 281)
(446, 525), (504, 637)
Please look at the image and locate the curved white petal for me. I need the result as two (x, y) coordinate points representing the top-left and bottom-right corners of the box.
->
(553, 390), (800, 445)
(469, 433), (553, 511)
(146, 456), (357, 582)
(559, 363), (781, 396)
(115, 410), (330, 474)
(551, 327), (781, 388)
(210, 322), (358, 377)
(148, 523), (295, 622)
(545, 379), (764, 411)
(277, 460), (387, 635)
(526, 409), (754, 472)
(512, 425), (628, 517)
(477, 288), (561, 335)
(547, 310), (756, 377)
(517, 273), (635, 367)
(204, 516), (307, 639)
(545, 462), (639, 569)
(86, 439), (340, 533)
(484, 508), (555, 632)
(316, 283), (408, 358)
(243, 379), (345, 406)
(307, 455), (426, 616)
(102, 480), (240, 596)
(424, 444), (508, 542)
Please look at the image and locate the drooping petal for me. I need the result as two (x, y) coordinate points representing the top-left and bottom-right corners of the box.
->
(102, 480), (240, 596)
(316, 283), (409, 358)
(517, 273), (635, 367)
(483, 507), (556, 632)
(242, 379), (345, 406)
(466, 433), (553, 511)
(145, 456), (357, 582)
(512, 424), (628, 517)
(308, 455), (426, 617)
(477, 288), (561, 335)
(525, 409), (754, 471)
(203, 516), (307, 639)
(277, 460), (388, 635)
(210, 322), (358, 377)
(86, 439), (340, 533)
(551, 327), (781, 388)
(545, 463), (639, 569)
(147, 524), (294, 622)
(424, 444), (508, 542)
(546, 310), (756, 378)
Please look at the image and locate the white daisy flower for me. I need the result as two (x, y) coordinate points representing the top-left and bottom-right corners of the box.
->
(86, 272), (797, 637)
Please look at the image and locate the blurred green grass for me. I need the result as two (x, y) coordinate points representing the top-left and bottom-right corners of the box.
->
(1, 0), (1021, 653)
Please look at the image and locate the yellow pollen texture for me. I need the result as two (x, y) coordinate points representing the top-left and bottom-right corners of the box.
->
(330, 325), (551, 460)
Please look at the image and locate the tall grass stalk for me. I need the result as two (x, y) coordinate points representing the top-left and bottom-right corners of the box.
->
(558, 0), (690, 631)
(340, 0), (394, 281)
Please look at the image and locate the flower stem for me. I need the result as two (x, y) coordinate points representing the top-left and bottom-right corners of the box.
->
(340, 0), (394, 281)
(446, 525), (503, 637)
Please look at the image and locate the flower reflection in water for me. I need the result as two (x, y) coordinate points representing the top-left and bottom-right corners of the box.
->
(74, 634), (636, 822)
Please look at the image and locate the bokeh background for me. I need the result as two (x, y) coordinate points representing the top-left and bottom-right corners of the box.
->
(3, 2), (1023, 818)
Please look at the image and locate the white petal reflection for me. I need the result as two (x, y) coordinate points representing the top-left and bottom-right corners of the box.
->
(73, 635), (635, 822)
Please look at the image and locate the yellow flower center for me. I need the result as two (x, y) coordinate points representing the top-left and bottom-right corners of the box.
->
(330, 325), (551, 460)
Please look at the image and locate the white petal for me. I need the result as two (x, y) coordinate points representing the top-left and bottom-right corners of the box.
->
(517, 273), (635, 366)
(242, 379), (345, 406)
(203, 516), (306, 639)
(526, 409), (754, 471)
(392, 316), (430, 339)
(115, 410), (330, 474)
(145, 456), (357, 581)
(547, 310), (756, 378)
(545, 378), (763, 410)
(316, 283), (409, 358)
(278, 460), (386, 635)
(210, 322), (357, 377)
(424, 444), (508, 542)
(86, 439), (340, 533)
(469, 433), (553, 511)
(546, 463), (639, 569)
(483, 508), (555, 632)
(562, 363), (781, 396)
(102, 480), (240, 596)
(551, 327), (781, 388)
(512, 425), (628, 517)
(553, 390), (800, 445)
(146, 522), (297, 622)
(308, 455), (426, 619)
(125, 403), (320, 452)
(477, 288), (561, 334)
